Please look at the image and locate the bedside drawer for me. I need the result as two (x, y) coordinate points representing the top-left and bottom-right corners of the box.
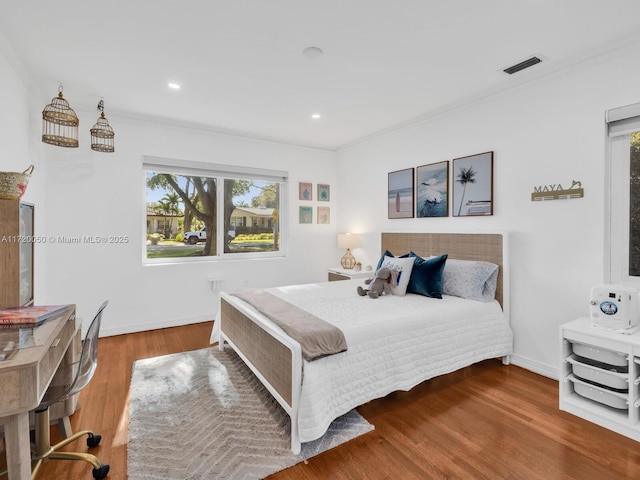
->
(328, 272), (349, 281)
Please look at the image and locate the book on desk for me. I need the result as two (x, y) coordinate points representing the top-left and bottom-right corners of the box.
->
(0, 304), (68, 326)
(0, 305), (69, 362)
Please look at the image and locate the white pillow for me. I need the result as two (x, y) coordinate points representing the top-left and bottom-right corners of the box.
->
(379, 255), (415, 296)
(442, 259), (499, 302)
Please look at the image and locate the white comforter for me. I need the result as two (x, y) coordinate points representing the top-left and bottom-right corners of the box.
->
(210, 279), (513, 443)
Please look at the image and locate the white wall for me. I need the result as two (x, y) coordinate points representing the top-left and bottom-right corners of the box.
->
(336, 43), (640, 378)
(40, 116), (337, 336)
(0, 48), (29, 171)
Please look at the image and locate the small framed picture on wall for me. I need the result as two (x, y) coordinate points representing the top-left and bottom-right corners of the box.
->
(299, 206), (313, 224)
(317, 206), (330, 224)
(299, 182), (312, 201)
(317, 184), (330, 201)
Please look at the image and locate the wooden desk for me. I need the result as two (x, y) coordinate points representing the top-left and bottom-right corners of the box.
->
(0, 305), (78, 480)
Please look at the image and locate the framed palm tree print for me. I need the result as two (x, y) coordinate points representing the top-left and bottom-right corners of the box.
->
(452, 151), (493, 216)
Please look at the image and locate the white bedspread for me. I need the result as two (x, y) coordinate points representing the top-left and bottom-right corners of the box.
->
(211, 279), (513, 443)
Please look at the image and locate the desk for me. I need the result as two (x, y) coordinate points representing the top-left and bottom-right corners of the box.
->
(0, 305), (78, 480)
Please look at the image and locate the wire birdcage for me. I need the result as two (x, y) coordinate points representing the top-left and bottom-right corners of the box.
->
(42, 85), (79, 148)
(90, 100), (115, 152)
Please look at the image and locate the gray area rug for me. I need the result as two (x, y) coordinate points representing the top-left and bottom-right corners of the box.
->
(128, 347), (374, 479)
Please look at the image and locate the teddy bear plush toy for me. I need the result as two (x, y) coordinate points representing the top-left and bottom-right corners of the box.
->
(357, 266), (394, 299)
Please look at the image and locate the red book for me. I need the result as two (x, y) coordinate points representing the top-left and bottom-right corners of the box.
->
(0, 305), (68, 326)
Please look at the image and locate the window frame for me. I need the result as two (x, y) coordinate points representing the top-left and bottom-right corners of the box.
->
(142, 156), (288, 264)
(605, 103), (640, 286)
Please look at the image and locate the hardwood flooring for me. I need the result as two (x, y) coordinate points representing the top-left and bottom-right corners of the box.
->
(2, 321), (640, 479)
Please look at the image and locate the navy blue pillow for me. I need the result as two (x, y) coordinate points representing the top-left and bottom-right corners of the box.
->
(407, 253), (448, 299)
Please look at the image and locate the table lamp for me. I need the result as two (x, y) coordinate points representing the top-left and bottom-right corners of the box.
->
(337, 233), (362, 269)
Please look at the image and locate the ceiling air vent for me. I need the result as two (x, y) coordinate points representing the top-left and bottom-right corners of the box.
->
(503, 56), (542, 75)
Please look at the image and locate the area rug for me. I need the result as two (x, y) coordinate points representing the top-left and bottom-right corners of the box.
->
(128, 347), (374, 479)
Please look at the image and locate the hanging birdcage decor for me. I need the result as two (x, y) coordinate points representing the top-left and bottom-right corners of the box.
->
(42, 85), (79, 148)
(90, 99), (115, 152)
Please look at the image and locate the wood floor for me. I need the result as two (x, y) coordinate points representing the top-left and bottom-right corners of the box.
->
(2, 321), (640, 479)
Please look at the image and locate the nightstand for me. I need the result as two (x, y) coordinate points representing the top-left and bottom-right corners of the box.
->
(327, 267), (372, 281)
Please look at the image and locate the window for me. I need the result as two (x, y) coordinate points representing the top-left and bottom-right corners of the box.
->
(606, 103), (640, 285)
(223, 180), (281, 254)
(143, 157), (287, 262)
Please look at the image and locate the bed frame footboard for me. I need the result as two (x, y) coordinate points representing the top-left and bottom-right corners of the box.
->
(219, 296), (303, 454)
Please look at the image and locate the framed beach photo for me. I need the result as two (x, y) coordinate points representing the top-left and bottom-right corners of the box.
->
(388, 168), (414, 219)
(452, 151), (493, 217)
(317, 206), (330, 224)
(299, 206), (313, 224)
(416, 161), (449, 218)
(317, 184), (330, 201)
(299, 182), (312, 201)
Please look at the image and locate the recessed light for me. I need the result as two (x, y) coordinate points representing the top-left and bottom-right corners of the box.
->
(311, 113), (321, 119)
(168, 83), (181, 90)
(303, 46), (324, 60)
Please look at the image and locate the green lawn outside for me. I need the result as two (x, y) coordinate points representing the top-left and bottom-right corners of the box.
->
(146, 247), (204, 258)
(146, 239), (277, 258)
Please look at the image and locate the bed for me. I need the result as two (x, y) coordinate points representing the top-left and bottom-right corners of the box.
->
(210, 232), (513, 453)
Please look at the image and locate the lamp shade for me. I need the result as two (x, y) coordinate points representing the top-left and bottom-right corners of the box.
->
(337, 233), (362, 249)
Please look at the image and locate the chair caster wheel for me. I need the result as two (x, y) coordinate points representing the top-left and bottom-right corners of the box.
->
(87, 434), (102, 448)
(92, 463), (110, 479)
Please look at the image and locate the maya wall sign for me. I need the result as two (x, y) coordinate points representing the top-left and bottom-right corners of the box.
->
(531, 180), (584, 201)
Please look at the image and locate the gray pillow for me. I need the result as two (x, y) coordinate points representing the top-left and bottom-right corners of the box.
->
(442, 259), (499, 302)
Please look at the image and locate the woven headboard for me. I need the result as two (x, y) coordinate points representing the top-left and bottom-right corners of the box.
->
(381, 232), (505, 309)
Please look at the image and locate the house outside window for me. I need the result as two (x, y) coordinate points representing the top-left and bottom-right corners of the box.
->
(143, 157), (287, 262)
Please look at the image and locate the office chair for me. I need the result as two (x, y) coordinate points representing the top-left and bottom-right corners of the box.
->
(30, 300), (110, 479)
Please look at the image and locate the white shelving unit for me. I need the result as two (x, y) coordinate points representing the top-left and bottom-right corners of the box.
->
(560, 317), (640, 441)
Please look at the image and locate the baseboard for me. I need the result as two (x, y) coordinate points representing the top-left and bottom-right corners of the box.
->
(510, 354), (559, 381)
(100, 313), (213, 337)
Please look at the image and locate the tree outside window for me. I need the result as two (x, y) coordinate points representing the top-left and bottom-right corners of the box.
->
(629, 132), (640, 276)
(145, 171), (282, 260)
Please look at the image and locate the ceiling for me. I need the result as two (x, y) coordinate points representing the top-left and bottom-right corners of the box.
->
(2, 0), (640, 151)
